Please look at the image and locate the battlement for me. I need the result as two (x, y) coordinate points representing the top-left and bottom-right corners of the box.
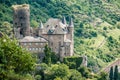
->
(12, 4), (29, 10)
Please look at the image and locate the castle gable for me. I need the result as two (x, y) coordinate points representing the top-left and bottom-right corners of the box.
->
(44, 18), (67, 34)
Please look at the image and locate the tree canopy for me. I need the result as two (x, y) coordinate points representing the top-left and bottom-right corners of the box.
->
(0, 35), (36, 79)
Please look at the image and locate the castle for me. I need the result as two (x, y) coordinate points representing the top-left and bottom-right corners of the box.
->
(12, 4), (74, 59)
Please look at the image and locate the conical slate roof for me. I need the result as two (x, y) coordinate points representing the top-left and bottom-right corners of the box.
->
(69, 17), (74, 27)
(39, 21), (44, 29)
(62, 16), (66, 24)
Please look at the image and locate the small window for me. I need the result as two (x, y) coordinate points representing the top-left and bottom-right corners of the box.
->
(15, 23), (17, 25)
(20, 17), (23, 19)
(39, 48), (41, 51)
(41, 43), (43, 45)
(47, 25), (49, 28)
(36, 48), (38, 50)
(35, 43), (38, 45)
(55, 25), (58, 28)
(24, 43), (27, 45)
(29, 43), (31, 45)
(29, 48), (31, 50)
(32, 48), (35, 51)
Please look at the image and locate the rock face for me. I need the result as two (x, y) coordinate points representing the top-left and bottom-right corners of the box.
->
(13, 4), (30, 38)
(13, 4), (74, 59)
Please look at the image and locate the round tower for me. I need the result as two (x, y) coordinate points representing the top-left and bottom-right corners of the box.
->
(12, 4), (30, 37)
(67, 17), (74, 56)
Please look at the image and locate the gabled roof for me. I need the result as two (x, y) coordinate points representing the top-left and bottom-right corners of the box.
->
(19, 36), (48, 42)
(44, 18), (67, 34)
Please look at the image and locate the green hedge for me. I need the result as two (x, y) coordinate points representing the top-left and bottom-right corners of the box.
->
(63, 56), (83, 69)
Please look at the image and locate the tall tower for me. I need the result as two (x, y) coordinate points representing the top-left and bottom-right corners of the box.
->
(67, 17), (74, 56)
(12, 4), (30, 38)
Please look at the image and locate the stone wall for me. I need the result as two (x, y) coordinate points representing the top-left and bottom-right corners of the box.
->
(13, 4), (30, 37)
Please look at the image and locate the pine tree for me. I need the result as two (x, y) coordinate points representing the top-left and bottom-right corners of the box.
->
(114, 65), (119, 80)
(43, 45), (51, 66)
(109, 66), (113, 80)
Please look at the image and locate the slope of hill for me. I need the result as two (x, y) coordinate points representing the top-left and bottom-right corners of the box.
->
(0, 0), (120, 72)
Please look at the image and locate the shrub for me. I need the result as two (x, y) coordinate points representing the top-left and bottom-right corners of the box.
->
(63, 56), (83, 69)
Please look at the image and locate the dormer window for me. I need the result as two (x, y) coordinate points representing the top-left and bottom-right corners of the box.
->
(15, 22), (17, 25)
(47, 25), (49, 28)
(55, 25), (58, 28)
(62, 28), (65, 31)
(20, 17), (23, 19)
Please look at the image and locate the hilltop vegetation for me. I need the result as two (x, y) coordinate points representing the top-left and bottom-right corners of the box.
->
(0, 0), (120, 72)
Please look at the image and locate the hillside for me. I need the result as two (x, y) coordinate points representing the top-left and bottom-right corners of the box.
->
(0, 0), (120, 72)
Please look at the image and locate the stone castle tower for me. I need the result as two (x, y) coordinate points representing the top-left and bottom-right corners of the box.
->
(13, 4), (74, 59)
(12, 4), (31, 38)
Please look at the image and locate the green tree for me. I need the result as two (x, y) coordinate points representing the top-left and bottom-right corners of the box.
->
(98, 72), (108, 80)
(69, 69), (83, 80)
(0, 35), (36, 79)
(114, 65), (119, 80)
(44, 64), (70, 80)
(31, 20), (39, 28)
(53, 64), (69, 78)
(77, 66), (92, 78)
(43, 45), (52, 66)
(116, 22), (120, 29)
(109, 66), (113, 80)
(0, 21), (12, 36)
(43, 45), (58, 65)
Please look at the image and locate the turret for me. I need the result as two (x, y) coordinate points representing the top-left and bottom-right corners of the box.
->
(39, 21), (44, 29)
(38, 21), (44, 36)
(62, 16), (67, 25)
(67, 17), (74, 56)
(69, 17), (74, 27)
(60, 46), (65, 61)
(68, 17), (74, 34)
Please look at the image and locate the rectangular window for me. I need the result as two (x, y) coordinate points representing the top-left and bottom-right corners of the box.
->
(29, 48), (31, 51)
(39, 48), (41, 51)
(35, 43), (38, 45)
(24, 43), (27, 45)
(29, 43), (31, 45)
(36, 48), (38, 50)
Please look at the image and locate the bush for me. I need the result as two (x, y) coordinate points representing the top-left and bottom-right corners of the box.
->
(69, 69), (84, 80)
(77, 66), (92, 78)
(35, 75), (41, 80)
(63, 56), (83, 69)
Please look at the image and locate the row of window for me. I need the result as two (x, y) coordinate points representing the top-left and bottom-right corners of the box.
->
(23, 43), (44, 46)
(26, 48), (45, 51)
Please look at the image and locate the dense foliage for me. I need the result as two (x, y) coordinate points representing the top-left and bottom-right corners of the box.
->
(0, 35), (36, 80)
(63, 56), (83, 69)
(43, 45), (59, 65)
